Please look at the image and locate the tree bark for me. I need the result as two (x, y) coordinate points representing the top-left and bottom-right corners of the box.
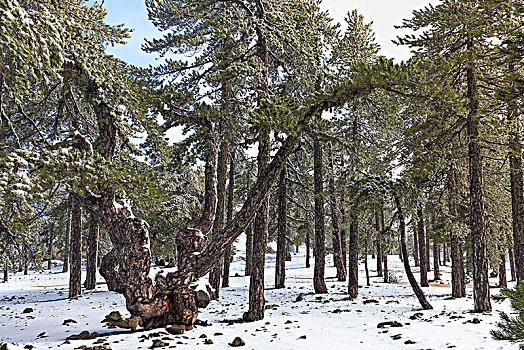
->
(426, 232), (431, 272)
(85, 213), (99, 290)
(69, 197), (82, 299)
(466, 50), (491, 312)
(499, 252), (507, 288)
(393, 194), (433, 310)
(313, 137), (328, 294)
(328, 148), (346, 281)
(413, 226), (420, 267)
(63, 210), (71, 273)
(433, 242), (440, 281)
(348, 214), (359, 298)
(375, 206), (383, 275)
(275, 164), (287, 289)
(48, 223), (54, 270)
(451, 233), (466, 297)
(305, 224), (311, 268)
(222, 154), (235, 288)
(3, 261), (7, 282)
(417, 207), (429, 287)
(245, 223), (253, 276)
(244, 126), (270, 321)
(509, 247), (516, 281)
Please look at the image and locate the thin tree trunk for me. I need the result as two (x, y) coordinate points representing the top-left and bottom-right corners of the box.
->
(433, 242), (440, 281)
(426, 233), (431, 272)
(222, 154), (235, 288)
(48, 223), (54, 270)
(69, 197), (82, 299)
(23, 244), (28, 275)
(63, 211), (71, 273)
(509, 247), (516, 282)
(375, 206), (383, 276)
(413, 226), (420, 267)
(305, 225), (311, 268)
(275, 164), (287, 289)
(499, 252), (507, 288)
(442, 242), (447, 266)
(364, 236), (370, 286)
(348, 214), (359, 298)
(394, 195), (433, 310)
(381, 208), (388, 283)
(3, 261), (7, 282)
(417, 207), (429, 287)
(85, 213), (99, 290)
(450, 233), (466, 297)
(245, 223), (253, 276)
(328, 147), (345, 281)
(244, 126), (270, 321)
(466, 49), (491, 312)
(313, 137), (328, 294)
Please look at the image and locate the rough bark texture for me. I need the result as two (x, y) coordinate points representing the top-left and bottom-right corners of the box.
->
(466, 55), (491, 312)
(348, 214), (359, 298)
(375, 207), (383, 275)
(499, 252), (507, 288)
(450, 233), (466, 297)
(209, 137), (229, 299)
(328, 149), (346, 281)
(425, 233), (431, 272)
(3, 261), (7, 282)
(244, 127), (270, 321)
(305, 224), (311, 268)
(275, 165), (287, 289)
(433, 242), (440, 281)
(69, 197), (82, 299)
(245, 223), (253, 276)
(63, 211), (71, 273)
(413, 226), (420, 267)
(509, 115), (524, 282)
(222, 155), (235, 288)
(85, 213), (99, 290)
(509, 247), (516, 281)
(417, 207), (429, 287)
(394, 195), (433, 310)
(313, 138), (328, 294)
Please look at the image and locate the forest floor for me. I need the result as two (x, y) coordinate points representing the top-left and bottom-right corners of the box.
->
(0, 250), (519, 350)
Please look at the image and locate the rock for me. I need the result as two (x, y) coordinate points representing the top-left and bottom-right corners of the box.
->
(404, 340), (416, 344)
(22, 308), (33, 314)
(195, 319), (211, 326)
(166, 325), (185, 335)
(472, 318), (481, 324)
(62, 319), (78, 326)
(204, 339), (214, 344)
(229, 337), (245, 347)
(295, 294), (304, 302)
(377, 321), (403, 328)
(67, 330), (101, 340)
(363, 299), (379, 305)
(265, 304), (278, 310)
(409, 313), (423, 320)
(392, 334), (402, 340)
(234, 273), (241, 277)
(151, 340), (169, 348)
(298, 335), (306, 339)
(214, 333), (223, 336)
(200, 334), (207, 338)
(24, 345), (34, 350)
(285, 320), (293, 324)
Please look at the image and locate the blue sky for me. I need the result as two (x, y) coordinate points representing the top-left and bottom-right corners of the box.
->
(102, 0), (432, 66)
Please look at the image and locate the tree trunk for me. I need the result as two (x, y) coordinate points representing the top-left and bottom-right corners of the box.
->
(442, 242), (447, 266)
(245, 223), (253, 276)
(63, 210), (71, 273)
(275, 164), (287, 289)
(208, 137), (229, 299)
(313, 137), (328, 294)
(499, 252), (507, 288)
(426, 233), (431, 272)
(348, 214), (359, 298)
(466, 52), (491, 312)
(85, 213), (99, 290)
(364, 236), (370, 286)
(382, 209), (388, 283)
(509, 116), (524, 282)
(222, 154), (235, 288)
(451, 233), (466, 298)
(244, 126), (270, 321)
(375, 206), (383, 276)
(48, 223), (54, 270)
(69, 197), (82, 299)
(23, 244), (28, 275)
(417, 207), (429, 287)
(394, 195), (433, 310)
(328, 147), (345, 281)
(413, 226), (420, 267)
(509, 247), (516, 281)
(433, 242), (440, 281)
(305, 225), (311, 268)
(3, 261), (7, 282)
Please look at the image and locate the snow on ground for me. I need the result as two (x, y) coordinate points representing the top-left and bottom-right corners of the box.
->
(0, 250), (519, 350)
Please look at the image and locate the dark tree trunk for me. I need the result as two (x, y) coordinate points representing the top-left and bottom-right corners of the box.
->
(509, 247), (516, 281)
(48, 223), (54, 270)
(417, 207), (429, 287)
(222, 154), (235, 288)
(69, 197), (82, 299)
(433, 242), (440, 281)
(63, 210), (71, 273)
(466, 53), (491, 312)
(275, 165), (287, 289)
(340, 208), (348, 271)
(364, 236), (370, 286)
(23, 244), (28, 275)
(209, 137), (229, 299)
(244, 126), (270, 321)
(426, 233), (431, 272)
(394, 195), (433, 310)
(85, 213), (99, 290)
(3, 261), (7, 282)
(442, 242), (447, 266)
(499, 252), (507, 288)
(413, 226), (420, 267)
(313, 137), (328, 294)
(450, 233), (466, 298)
(509, 118), (524, 282)
(348, 214), (359, 298)
(381, 209), (388, 283)
(245, 223), (253, 276)
(375, 206), (383, 276)
(305, 225), (311, 268)
(328, 147), (345, 281)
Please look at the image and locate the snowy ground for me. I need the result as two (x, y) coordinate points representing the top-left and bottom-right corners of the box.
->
(0, 249), (519, 350)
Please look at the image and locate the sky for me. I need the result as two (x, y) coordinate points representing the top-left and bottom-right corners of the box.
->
(102, 0), (433, 66)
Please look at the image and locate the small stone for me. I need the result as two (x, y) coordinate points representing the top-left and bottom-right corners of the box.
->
(285, 320), (293, 324)
(151, 339), (169, 348)
(200, 334), (207, 338)
(363, 299), (379, 305)
(295, 294), (304, 302)
(22, 308), (33, 314)
(377, 321), (402, 328)
(229, 337), (245, 347)
(298, 335), (306, 339)
(166, 325), (185, 335)
(392, 334), (402, 340)
(63, 319), (78, 326)
(404, 340), (416, 344)
(204, 339), (213, 344)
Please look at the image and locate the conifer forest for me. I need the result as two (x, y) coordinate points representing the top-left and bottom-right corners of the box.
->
(1, 0), (524, 349)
